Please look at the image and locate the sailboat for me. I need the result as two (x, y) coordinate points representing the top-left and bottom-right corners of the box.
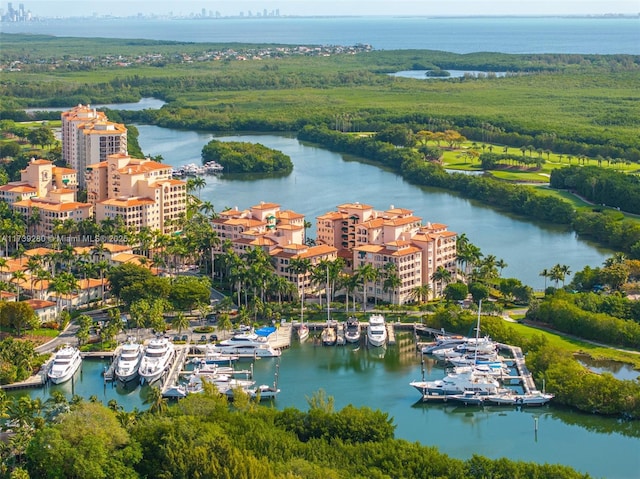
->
(321, 264), (336, 346)
(297, 263), (309, 342)
(297, 321), (309, 342)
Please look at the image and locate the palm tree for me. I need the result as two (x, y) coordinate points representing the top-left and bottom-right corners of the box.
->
(144, 386), (168, 414)
(171, 312), (190, 335)
(495, 258), (508, 277)
(410, 284), (432, 304)
(431, 266), (452, 298)
(539, 268), (550, 290)
(11, 270), (26, 301)
(560, 264), (572, 287)
(355, 263), (376, 311)
(289, 257), (312, 324)
(549, 264), (564, 288)
(383, 265), (402, 306)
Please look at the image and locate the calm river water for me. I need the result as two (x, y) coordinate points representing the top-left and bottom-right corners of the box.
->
(136, 125), (611, 290)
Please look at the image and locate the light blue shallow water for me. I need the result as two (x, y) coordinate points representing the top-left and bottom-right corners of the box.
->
(2, 16), (639, 54)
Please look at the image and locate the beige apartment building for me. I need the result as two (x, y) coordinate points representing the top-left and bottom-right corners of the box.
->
(212, 202), (337, 297)
(4, 158), (92, 236)
(317, 202), (457, 302)
(86, 153), (186, 234)
(61, 104), (127, 187)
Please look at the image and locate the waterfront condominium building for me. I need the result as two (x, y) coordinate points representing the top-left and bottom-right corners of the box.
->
(316, 202), (457, 302)
(61, 105), (127, 187)
(86, 153), (187, 234)
(5, 158), (92, 236)
(211, 201), (337, 296)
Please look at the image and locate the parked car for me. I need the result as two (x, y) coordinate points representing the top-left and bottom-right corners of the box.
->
(209, 334), (218, 342)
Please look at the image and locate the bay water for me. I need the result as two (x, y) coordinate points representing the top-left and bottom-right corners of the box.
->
(2, 16), (638, 54)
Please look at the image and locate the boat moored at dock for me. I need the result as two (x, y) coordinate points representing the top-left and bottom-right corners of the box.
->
(48, 345), (82, 384)
(367, 314), (387, 347)
(114, 339), (144, 383)
(139, 337), (175, 384)
(344, 317), (361, 343)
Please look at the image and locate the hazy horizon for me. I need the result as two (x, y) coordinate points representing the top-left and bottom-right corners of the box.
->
(4, 1), (639, 18)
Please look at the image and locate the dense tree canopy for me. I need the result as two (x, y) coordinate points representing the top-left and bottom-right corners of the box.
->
(202, 140), (293, 174)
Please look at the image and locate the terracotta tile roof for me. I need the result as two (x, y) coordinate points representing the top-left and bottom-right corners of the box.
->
(23, 299), (56, 310)
(360, 218), (385, 229)
(297, 244), (337, 259)
(383, 215), (421, 227)
(337, 202), (373, 210)
(117, 160), (168, 175)
(99, 197), (155, 207)
(102, 243), (133, 253)
(29, 159), (52, 166)
(251, 202), (280, 210)
(0, 291), (17, 300)
(111, 252), (146, 264)
(13, 199), (91, 212)
(53, 166), (76, 175)
(385, 207), (414, 215)
(277, 210), (304, 220)
(317, 211), (347, 221)
(24, 247), (55, 257)
(0, 183), (37, 193)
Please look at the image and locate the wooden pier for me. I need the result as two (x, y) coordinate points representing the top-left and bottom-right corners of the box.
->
(498, 344), (537, 393)
(160, 345), (189, 395)
(101, 345), (122, 382)
(386, 323), (396, 345)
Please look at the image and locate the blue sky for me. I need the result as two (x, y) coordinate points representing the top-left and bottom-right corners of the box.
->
(10, 1), (640, 17)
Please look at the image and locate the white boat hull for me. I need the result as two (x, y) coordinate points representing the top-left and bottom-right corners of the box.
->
(48, 346), (82, 385)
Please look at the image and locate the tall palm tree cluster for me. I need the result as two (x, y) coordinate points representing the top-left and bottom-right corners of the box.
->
(455, 233), (508, 286)
(539, 264), (572, 290)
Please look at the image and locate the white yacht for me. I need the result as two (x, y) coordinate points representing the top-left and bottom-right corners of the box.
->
(48, 345), (82, 384)
(114, 339), (144, 383)
(138, 337), (175, 384)
(367, 314), (387, 347)
(344, 317), (361, 343)
(212, 333), (281, 358)
(409, 366), (502, 398)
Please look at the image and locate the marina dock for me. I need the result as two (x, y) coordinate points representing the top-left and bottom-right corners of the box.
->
(268, 322), (292, 349)
(161, 345), (189, 392)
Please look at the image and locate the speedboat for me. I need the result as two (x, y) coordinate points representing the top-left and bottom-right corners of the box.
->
(448, 390), (488, 406)
(409, 366), (502, 398)
(518, 390), (555, 406)
(138, 337), (175, 384)
(114, 339), (144, 383)
(367, 314), (387, 347)
(48, 345), (82, 384)
(344, 317), (361, 343)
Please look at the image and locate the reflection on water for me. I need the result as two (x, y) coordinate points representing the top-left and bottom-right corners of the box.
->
(7, 335), (640, 478)
(575, 354), (640, 381)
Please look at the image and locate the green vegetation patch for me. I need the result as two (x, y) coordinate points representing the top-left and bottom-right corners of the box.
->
(202, 139), (293, 174)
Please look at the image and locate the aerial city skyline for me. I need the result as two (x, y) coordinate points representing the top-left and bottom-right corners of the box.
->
(1, 0), (638, 20)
